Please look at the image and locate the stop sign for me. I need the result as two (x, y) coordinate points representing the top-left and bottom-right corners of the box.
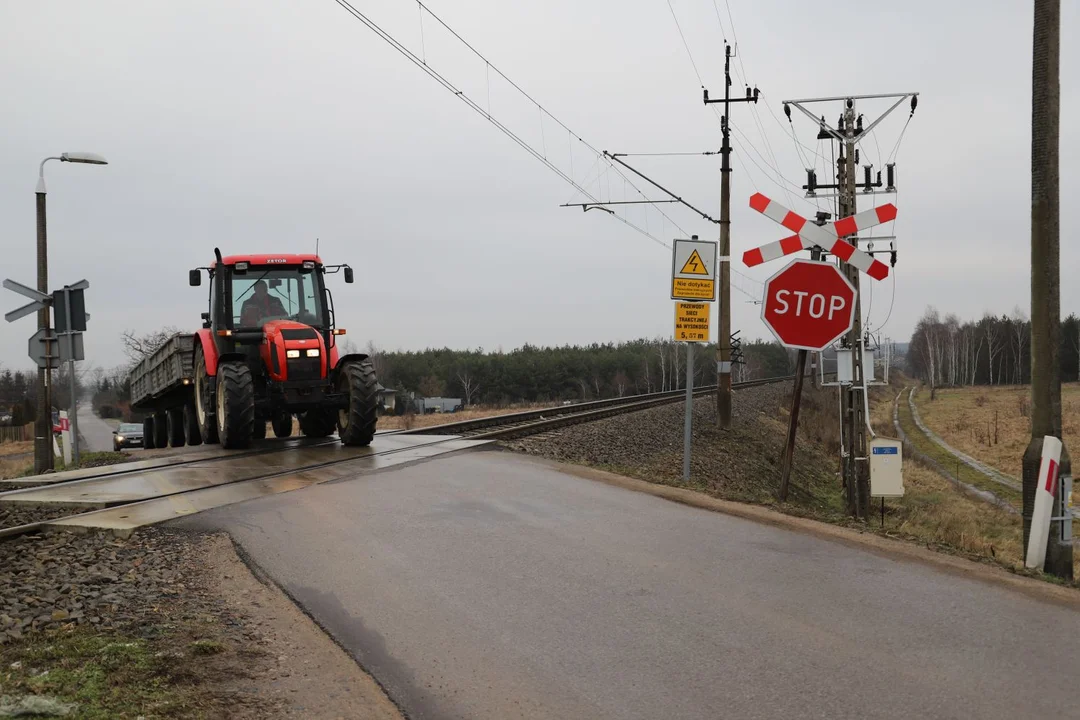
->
(761, 259), (857, 351)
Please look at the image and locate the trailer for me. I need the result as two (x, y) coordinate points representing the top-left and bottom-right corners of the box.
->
(129, 333), (199, 449)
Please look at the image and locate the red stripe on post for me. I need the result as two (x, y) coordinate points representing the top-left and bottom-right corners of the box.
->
(833, 216), (857, 237)
(876, 204), (898, 223)
(743, 248), (764, 267)
(781, 211), (806, 233)
(830, 241), (855, 261)
(1045, 458), (1059, 494)
(779, 235), (803, 255)
(868, 261), (890, 280)
(749, 193), (770, 213)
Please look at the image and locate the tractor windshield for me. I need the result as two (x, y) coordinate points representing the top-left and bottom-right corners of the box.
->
(229, 267), (324, 329)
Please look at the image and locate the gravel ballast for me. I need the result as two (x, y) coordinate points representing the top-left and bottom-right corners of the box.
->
(505, 382), (842, 510)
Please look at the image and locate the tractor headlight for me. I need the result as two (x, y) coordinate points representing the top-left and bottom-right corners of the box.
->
(286, 349), (301, 359)
(305, 348), (320, 357)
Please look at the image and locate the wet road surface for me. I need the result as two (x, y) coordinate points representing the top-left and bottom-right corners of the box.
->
(177, 451), (1079, 720)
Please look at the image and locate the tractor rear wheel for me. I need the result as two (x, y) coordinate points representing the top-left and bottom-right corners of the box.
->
(299, 409), (336, 438)
(252, 419), (267, 440)
(337, 359), (378, 447)
(215, 362), (255, 450)
(194, 346), (219, 445)
(272, 412), (293, 438)
(183, 403), (202, 446)
(166, 407), (186, 447)
(143, 417), (156, 449)
(153, 411), (169, 449)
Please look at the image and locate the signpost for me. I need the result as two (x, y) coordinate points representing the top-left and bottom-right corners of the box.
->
(669, 239), (717, 484)
(5, 277), (90, 467)
(671, 238), (717, 301)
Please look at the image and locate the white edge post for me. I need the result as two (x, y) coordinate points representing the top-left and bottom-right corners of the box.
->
(1026, 435), (1063, 570)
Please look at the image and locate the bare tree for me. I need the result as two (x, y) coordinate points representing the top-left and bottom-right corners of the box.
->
(613, 370), (628, 398)
(456, 369), (480, 406)
(640, 356), (652, 393)
(656, 342), (668, 392)
(982, 315), (1002, 385)
(121, 327), (180, 367)
(1011, 307), (1029, 384)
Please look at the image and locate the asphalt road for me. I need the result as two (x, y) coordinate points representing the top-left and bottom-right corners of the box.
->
(76, 400), (116, 453)
(178, 451), (1079, 720)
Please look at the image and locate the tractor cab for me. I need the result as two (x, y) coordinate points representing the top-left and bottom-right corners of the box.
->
(187, 250), (376, 450)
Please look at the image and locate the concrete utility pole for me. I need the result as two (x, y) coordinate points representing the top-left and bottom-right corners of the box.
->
(839, 104), (869, 519)
(704, 44), (758, 429)
(1024, 0), (1071, 579)
(782, 92), (916, 519)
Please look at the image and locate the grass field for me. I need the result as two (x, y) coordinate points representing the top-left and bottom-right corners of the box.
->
(914, 383), (1080, 481)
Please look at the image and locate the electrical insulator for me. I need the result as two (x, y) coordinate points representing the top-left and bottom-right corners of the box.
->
(745, 87), (752, 100)
(752, 87), (760, 102)
(886, 163), (896, 192)
(876, 170), (882, 186)
(784, 103), (791, 121)
(910, 95), (918, 116)
(855, 148), (860, 165)
(806, 169), (817, 196)
(863, 166), (873, 192)
(837, 114), (844, 131)
(856, 114), (864, 134)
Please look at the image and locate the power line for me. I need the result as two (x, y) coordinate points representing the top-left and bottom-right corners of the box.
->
(331, 0), (682, 249)
(665, 0), (705, 87)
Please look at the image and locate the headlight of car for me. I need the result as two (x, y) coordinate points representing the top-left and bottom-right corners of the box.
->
(116, 435), (125, 442)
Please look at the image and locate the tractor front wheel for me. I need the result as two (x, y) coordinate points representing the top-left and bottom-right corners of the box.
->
(337, 359), (378, 447)
(215, 362), (255, 449)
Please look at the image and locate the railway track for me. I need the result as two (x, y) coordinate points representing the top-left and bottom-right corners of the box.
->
(0, 374), (803, 538)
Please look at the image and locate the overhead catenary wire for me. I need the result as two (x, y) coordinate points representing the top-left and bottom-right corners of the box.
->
(331, 0), (689, 249)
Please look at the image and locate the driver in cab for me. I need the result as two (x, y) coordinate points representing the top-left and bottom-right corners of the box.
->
(240, 280), (287, 326)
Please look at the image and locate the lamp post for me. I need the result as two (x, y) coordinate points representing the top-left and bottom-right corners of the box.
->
(34, 152), (108, 474)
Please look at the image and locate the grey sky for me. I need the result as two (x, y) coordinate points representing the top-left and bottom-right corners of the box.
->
(1, 0), (1076, 372)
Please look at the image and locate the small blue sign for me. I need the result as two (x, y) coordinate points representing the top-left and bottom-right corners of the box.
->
(872, 446), (899, 455)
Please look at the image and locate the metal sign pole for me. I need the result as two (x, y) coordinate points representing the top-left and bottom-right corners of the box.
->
(63, 287), (80, 465)
(683, 343), (694, 483)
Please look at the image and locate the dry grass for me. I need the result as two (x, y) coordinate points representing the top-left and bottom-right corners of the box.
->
(915, 383), (1080, 481)
(0, 456), (32, 480)
(0, 440), (32, 458)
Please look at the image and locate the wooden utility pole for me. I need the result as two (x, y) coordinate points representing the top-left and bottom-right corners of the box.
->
(704, 45), (758, 429)
(1023, 0), (1071, 579)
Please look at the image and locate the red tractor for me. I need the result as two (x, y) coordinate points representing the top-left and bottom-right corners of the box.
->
(130, 249), (378, 450)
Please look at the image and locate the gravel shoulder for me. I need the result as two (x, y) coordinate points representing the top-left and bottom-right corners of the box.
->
(0, 528), (402, 719)
(505, 382), (843, 515)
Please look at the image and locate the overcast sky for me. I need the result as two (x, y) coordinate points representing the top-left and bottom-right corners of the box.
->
(1, 0), (1076, 372)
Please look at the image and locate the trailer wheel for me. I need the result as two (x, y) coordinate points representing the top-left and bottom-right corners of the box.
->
(183, 403), (202, 446)
(153, 411), (169, 449)
(337, 359), (378, 447)
(299, 409), (335, 438)
(166, 407), (186, 447)
(272, 412), (293, 438)
(194, 346), (220, 445)
(216, 361), (255, 449)
(143, 417), (156, 449)
(252, 419), (267, 440)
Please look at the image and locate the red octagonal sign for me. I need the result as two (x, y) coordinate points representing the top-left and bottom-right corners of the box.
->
(761, 259), (857, 351)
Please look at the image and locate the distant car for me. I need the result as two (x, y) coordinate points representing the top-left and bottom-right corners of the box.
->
(113, 423), (144, 451)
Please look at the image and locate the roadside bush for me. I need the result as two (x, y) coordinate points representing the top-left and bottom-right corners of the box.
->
(97, 405), (121, 419)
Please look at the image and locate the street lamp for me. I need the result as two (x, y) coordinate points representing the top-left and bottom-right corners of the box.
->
(33, 152), (108, 474)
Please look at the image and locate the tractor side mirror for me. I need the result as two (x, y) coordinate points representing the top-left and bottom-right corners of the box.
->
(201, 312), (211, 329)
(344, 266), (354, 284)
(189, 269), (202, 286)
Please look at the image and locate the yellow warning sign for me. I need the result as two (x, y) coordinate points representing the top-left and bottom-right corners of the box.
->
(672, 277), (716, 300)
(679, 249), (710, 275)
(674, 302), (711, 343)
